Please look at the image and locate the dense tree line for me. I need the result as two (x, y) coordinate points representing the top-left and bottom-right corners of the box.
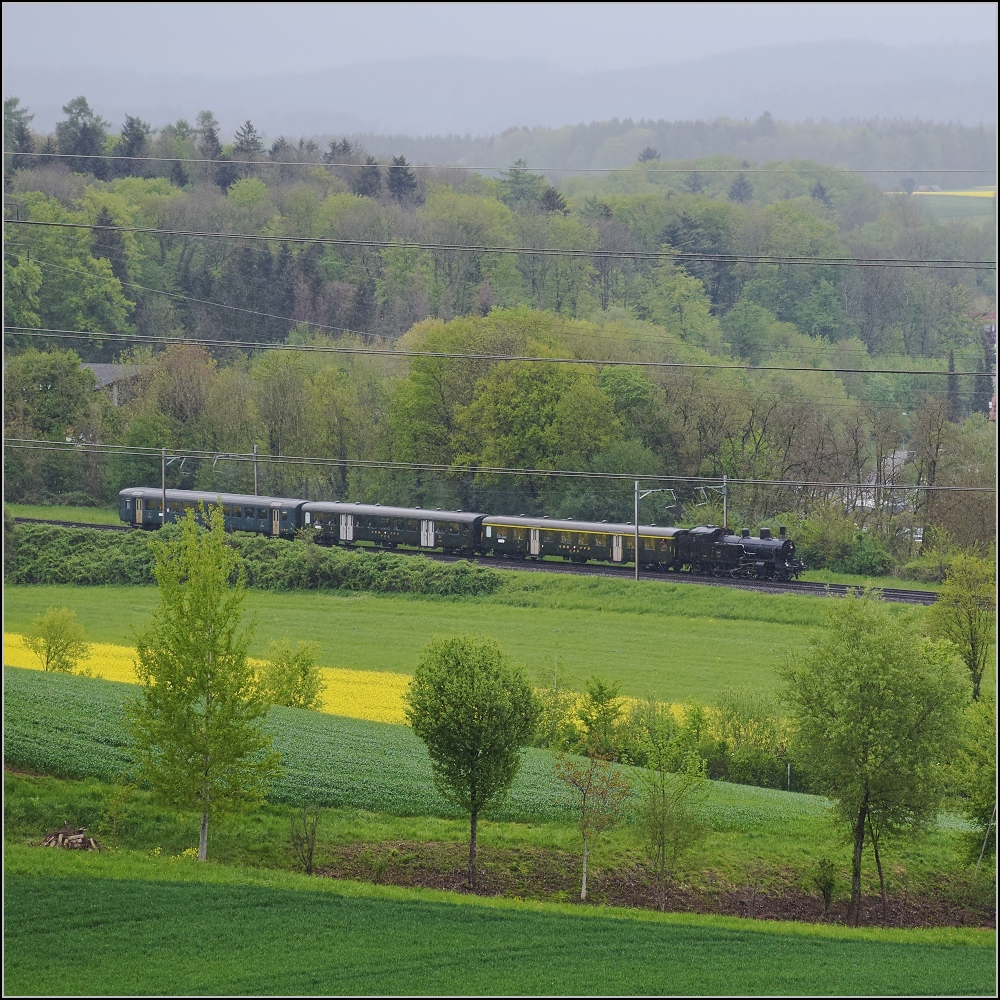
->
(3, 96), (996, 562)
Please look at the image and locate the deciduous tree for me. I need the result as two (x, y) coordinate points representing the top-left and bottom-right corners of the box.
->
(128, 506), (280, 861)
(554, 753), (631, 901)
(927, 554), (996, 700)
(260, 639), (325, 710)
(780, 592), (968, 925)
(405, 635), (538, 888)
(25, 607), (89, 673)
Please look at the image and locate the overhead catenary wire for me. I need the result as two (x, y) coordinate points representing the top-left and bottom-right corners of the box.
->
(5, 327), (991, 377)
(19, 236), (991, 367)
(4, 438), (994, 492)
(8, 150), (996, 174)
(6, 218), (993, 269)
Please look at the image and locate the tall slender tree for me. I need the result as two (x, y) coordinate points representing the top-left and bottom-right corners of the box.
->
(128, 506), (280, 861)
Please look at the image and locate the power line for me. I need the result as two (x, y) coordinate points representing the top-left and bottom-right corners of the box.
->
(20, 238), (991, 369)
(5, 327), (989, 377)
(9, 150), (996, 174)
(7, 218), (993, 269)
(4, 438), (993, 492)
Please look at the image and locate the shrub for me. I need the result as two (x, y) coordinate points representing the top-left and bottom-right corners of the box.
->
(24, 607), (90, 673)
(260, 640), (325, 710)
(5, 524), (503, 598)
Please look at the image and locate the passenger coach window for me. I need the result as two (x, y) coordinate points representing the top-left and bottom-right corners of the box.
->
(233, 506), (242, 517)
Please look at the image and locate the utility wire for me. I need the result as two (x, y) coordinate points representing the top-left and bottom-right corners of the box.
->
(7, 219), (993, 269)
(8, 150), (996, 174)
(5, 327), (989, 377)
(4, 438), (993, 492)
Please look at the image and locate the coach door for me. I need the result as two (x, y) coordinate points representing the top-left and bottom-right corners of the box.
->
(420, 519), (435, 547)
(529, 528), (541, 557)
(134, 494), (144, 525)
(271, 506), (281, 536)
(339, 513), (354, 542)
(612, 535), (624, 562)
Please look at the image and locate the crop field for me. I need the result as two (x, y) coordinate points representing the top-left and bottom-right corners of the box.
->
(2, 578), (876, 702)
(5, 667), (978, 895)
(5, 847), (994, 997)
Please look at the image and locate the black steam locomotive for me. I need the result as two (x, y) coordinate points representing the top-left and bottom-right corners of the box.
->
(119, 487), (805, 581)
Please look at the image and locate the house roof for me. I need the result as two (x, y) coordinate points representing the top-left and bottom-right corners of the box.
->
(82, 363), (145, 389)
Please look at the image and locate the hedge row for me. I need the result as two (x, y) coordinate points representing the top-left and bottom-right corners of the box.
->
(6, 524), (503, 597)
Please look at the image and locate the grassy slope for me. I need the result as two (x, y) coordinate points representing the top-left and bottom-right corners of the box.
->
(5, 848), (994, 998)
(6, 503), (121, 525)
(4, 573), (890, 701)
(4, 668), (972, 895)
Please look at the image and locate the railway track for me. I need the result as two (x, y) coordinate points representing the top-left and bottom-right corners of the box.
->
(13, 517), (939, 605)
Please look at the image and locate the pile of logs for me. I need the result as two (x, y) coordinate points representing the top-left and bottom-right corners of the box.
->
(43, 827), (101, 851)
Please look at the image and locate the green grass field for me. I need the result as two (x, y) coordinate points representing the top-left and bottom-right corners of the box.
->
(4, 668), (977, 897)
(4, 848), (994, 997)
(4, 574), (892, 701)
(6, 503), (121, 525)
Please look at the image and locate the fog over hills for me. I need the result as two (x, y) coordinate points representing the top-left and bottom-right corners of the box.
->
(4, 41), (995, 140)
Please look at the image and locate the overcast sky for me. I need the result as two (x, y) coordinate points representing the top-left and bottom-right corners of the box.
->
(3, 1), (996, 76)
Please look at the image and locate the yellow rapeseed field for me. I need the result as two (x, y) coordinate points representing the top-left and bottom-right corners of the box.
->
(912, 189), (996, 198)
(3, 633), (410, 725)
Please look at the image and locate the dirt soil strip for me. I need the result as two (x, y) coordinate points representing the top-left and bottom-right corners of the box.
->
(316, 840), (995, 930)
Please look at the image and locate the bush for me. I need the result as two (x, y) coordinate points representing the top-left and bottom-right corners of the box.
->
(840, 532), (894, 576)
(5, 524), (503, 598)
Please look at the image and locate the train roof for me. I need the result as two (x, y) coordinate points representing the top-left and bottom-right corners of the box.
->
(120, 487), (305, 507)
(302, 501), (485, 524)
(482, 514), (684, 537)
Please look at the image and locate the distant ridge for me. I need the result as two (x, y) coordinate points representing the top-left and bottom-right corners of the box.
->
(4, 41), (995, 137)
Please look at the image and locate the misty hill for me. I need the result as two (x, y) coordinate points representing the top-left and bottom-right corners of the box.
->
(5, 40), (995, 140)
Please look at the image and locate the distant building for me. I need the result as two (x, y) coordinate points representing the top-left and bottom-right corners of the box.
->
(81, 363), (146, 407)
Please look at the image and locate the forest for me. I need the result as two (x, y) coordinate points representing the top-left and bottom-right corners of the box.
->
(3, 96), (996, 571)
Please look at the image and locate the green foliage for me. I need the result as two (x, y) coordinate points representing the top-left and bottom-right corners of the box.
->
(5, 523), (502, 597)
(554, 753), (633, 900)
(3, 348), (96, 439)
(715, 687), (787, 788)
(24, 606), (89, 673)
(952, 695), (996, 859)
(926, 554), (996, 699)
(260, 640), (325, 710)
(128, 508), (279, 859)
(841, 532), (894, 577)
(405, 635), (539, 884)
(639, 748), (707, 911)
(812, 857), (839, 913)
(780, 591), (970, 923)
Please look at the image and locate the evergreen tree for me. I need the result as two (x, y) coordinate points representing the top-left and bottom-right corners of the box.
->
(196, 110), (222, 160)
(539, 186), (568, 214)
(728, 171), (753, 203)
(55, 96), (109, 176)
(499, 159), (547, 212)
(387, 155), (417, 202)
(114, 115), (151, 177)
(4, 97), (35, 172)
(352, 155), (382, 197)
(91, 207), (129, 284)
(233, 119), (264, 157)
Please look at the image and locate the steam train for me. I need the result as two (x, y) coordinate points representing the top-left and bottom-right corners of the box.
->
(119, 487), (805, 581)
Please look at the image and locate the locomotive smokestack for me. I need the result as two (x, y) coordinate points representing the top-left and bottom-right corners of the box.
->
(779, 525), (786, 538)
(741, 528), (750, 538)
